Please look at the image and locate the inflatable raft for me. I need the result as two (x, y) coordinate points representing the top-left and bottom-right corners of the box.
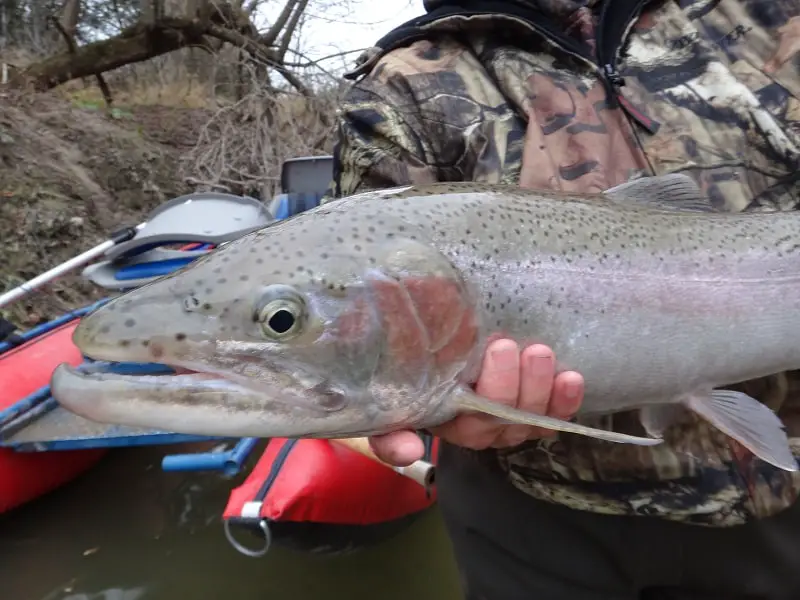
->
(223, 436), (439, 557)
(1, 156), (442, 550)
(0, 310), (106, 513)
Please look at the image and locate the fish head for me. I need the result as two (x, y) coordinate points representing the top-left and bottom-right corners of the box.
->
(52, 205), (479, 438)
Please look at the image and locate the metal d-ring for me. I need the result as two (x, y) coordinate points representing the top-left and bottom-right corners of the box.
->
(223, 517), (272, 558)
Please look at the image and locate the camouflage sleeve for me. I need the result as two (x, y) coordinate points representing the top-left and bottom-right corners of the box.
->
(329, 60), (443, 199)
(328, 35), (524, 199)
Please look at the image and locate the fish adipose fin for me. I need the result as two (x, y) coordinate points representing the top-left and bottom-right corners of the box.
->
(682, 389), (798, 471)
(451, 386), (663, 446)
(603, 174), (716, 213)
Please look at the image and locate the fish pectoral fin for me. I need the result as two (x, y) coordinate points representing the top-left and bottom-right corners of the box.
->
(682, 389), (798, 472)
(639, 404), (685, 438)
(603, 174), (716, 213)
(450, 386), (662, 446)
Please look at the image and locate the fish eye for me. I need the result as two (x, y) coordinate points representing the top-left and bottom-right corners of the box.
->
(255, 286), (305, 340)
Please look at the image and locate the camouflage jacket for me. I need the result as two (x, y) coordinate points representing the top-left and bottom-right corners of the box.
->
(327, 0), (800, 527)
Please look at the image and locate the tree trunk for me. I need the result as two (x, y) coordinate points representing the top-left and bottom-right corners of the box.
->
(59, 0), (81, 37)
(17, 18), (209, 90)
(139, 0), (158, 25)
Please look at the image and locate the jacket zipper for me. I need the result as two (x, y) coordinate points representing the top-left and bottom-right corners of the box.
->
(596, 0), (660, 134)
(512, 0), (660, 135)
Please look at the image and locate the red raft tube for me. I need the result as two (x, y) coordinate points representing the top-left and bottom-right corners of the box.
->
(0, 306), (107, 514)
(0, 241), (241, 515)
(223, 435), (439, 557)
(0, 242), (216, 515)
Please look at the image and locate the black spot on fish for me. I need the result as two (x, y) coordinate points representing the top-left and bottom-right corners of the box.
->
(175, 333), (187, 341)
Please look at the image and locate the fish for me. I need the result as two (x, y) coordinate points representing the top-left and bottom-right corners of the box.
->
(49, 174), (800, 472)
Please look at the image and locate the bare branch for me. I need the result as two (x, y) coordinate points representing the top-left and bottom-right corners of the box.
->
(282, 46), (365, 68)
(48, 14), (114, 107)
(275, 0), (307, 61)
(202, 22), (313, 96)
(243, 0), (262, 14)
(59, 0), (81, 38)
(179, 61), (340, 197)
(259, 0), (297, 47)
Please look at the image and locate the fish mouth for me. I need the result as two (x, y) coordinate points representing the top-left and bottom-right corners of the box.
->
(50, 360), (349, 439)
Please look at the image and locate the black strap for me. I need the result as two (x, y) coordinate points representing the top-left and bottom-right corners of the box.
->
(0, 317), (23, 347)
(345, 0), (590, 81)
(374, 1), (582, 53)
(597, 0), (648, 69)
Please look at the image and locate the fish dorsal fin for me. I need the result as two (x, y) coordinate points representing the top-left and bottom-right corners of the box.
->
(603, 174), (716, 213)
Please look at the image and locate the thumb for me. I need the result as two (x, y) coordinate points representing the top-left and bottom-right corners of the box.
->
(368, 430), (425, 466)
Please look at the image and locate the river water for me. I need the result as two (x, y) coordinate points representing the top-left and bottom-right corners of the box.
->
(0, 443), (462, 600)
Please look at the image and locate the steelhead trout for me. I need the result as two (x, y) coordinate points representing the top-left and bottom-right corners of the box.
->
(50, 175), (800, 471)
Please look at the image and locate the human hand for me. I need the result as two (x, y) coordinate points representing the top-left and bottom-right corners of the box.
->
(368, 339), (585, 466)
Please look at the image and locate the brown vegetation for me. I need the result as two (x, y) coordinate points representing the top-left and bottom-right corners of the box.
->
(0, 0), (348, 326)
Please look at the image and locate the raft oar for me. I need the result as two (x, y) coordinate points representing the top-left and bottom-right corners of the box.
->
(330, 437), (436, 490)
(0, 224), (144, 310)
